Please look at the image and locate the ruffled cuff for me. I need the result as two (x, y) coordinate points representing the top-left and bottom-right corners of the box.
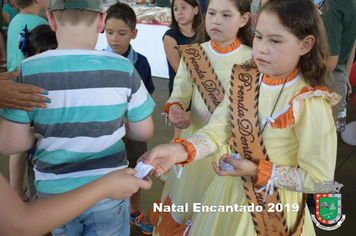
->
(256, 161), (303, 202)
(256, 161), (277, 202)
(172, 138), (196, 167)
(257, 161), (302, 191)
(256, 159), (273, 186)
(162, 101), (185, 121)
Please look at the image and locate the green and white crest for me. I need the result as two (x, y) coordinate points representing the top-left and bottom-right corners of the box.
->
(316, 193), (341, 224)
(311, 181), (346, 231)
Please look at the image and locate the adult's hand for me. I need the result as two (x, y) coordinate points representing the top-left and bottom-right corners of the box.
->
(0, 68), (50, 111)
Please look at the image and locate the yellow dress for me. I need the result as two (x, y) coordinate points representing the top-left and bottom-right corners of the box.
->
(150, 40), (252, 236)
(184, 72), (340, 236)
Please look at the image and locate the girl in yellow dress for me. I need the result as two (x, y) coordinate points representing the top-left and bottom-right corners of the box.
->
(149, 0), (252, 235)
(142, 0), (341, 235)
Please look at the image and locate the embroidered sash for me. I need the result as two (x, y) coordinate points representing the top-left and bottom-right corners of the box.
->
(229, 64), (306, 235)
(176, 44), (225, 114)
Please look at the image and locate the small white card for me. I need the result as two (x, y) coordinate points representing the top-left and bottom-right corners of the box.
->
(231, 153), (242, 160)
(219, 159), (234, 171)
(219, 153), (242, 171)
(134, 161), (154, 179)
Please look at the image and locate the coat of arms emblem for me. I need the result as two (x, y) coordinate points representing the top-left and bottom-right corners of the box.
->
(311, 181), (346, 230)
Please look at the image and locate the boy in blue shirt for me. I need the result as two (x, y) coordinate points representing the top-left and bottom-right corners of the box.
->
(104, 3), (155, 95)
(104, 2), (155, 235)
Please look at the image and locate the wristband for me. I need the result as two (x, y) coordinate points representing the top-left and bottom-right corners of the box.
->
(172, 138), (196, 167)
(256, 159), (273, 186)
(163, 102), (185, 119)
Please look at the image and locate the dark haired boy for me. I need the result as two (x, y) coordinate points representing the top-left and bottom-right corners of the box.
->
(104, 2), (155, 95)
(104, 2), (155, 235)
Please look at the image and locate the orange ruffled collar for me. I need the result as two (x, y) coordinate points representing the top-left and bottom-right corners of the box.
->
(211, 39), (241, 54)
(262, 68), (300, 86)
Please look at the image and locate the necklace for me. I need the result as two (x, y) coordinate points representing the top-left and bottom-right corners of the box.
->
(259, 76), (289, 134)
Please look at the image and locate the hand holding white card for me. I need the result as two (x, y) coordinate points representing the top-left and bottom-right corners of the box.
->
(219, 153), (242, 170)
(134, 161), (154, 179)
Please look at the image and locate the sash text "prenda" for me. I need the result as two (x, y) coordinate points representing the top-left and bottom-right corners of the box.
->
(186, 48), (221, 107)
(237, 73), (254, 160)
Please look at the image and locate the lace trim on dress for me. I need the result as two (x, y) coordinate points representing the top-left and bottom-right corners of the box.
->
(261, 86), (341, 129)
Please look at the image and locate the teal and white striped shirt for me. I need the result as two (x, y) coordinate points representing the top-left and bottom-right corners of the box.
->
(0, 49), (155, 194)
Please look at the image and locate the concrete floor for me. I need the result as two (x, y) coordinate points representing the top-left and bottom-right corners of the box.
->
(1, 77), (355, 235)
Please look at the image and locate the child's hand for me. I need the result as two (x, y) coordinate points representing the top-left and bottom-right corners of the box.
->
(169, 104), (191, 129)
(104, 168), (152, 200)
(212, 154), (258, 178)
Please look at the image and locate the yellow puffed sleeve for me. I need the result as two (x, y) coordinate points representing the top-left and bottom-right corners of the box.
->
(294, 96), (337, 193)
